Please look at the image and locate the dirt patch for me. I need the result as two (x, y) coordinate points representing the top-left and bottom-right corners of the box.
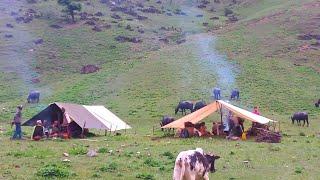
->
(50, 24), (62, 29)
(80, 65), (100, 74)
(6, 23), (14, 28)
(34, 38), (43, 45)
(115, 36), (142, 43)
(247, 12), (284, 27)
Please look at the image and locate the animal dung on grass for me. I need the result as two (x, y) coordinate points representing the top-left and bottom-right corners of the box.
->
(115, 36), (142, 43)
(50, 24), (62, 29)
(80, 64), (100, 74)
(6, 23), (14, 28)
(34, 38), (43, 45)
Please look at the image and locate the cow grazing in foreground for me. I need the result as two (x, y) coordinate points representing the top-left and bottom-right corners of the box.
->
(175, 101), (194, 115)
(291, 112), (309, 127)
(173, 148), (220, 180)
(160, 116), (175, 132)
(230, 89), (240, 100)
(193, 101), (206, 112)
(27, 90), (40, 103)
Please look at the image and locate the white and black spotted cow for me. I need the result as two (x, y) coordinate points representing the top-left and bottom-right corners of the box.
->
(173, 148), (220, 180)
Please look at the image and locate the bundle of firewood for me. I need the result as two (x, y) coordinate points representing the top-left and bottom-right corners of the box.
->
(255, 128), (281, 143)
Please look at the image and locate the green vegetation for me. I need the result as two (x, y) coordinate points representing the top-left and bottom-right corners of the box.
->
(0, 0), (319, 179)
(57, 0), (82, 23)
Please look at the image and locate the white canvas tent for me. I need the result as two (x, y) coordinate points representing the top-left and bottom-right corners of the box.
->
(162, 100), (275, 129)
(23, 102), (131, 131)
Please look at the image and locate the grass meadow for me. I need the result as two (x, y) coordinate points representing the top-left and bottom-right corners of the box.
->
(0, 0), (319, 179)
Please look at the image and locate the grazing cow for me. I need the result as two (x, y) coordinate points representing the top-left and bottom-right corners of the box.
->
(315, 99), (320, 107)
(193, 101), (206, 112)
(175, 101), (194, 115)
(230, 89), (240, 100)
(212, 88), (221, 100)
(291, 112), (309, 126)
(27, 90), (40, 103)
(173, 148), (220, 180)
(160, 116), (175, 132)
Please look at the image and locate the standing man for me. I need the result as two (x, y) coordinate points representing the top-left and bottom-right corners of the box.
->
(11, 105), (23, 140)
(252, 106), (261, 128)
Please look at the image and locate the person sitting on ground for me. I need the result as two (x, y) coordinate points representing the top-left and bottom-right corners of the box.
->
(31, 120), (44, 141)
(51, 120), (60, 138)
(195, 122), (212, 137)
(180, 122), (199, 138)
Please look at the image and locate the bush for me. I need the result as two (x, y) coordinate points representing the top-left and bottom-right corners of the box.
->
(161, 151), (174, 159)
(69, 145), (87, 155)
(299, 132), (305, 136)
(36, 164), (71, 178)
(99, 162), (118, 172)
(295, 167), (304, 174)
(98, 147), (108, 153)
(144, 158), (161, 167)
(136, 173), (155, 180)
(224, 8), (233, 16)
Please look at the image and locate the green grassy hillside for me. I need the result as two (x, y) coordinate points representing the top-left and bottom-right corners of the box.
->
(0, 0), (319, 179)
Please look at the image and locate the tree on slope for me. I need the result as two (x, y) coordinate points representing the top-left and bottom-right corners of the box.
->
(58, 0), (81, 23)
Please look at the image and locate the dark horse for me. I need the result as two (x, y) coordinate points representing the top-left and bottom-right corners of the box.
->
(230, 89), (240, 100)
(193, 100), (206, 112)
(175, 101), (194, 115)
(291, 112), (309, 127)
(27, 90), (40, 103)
(160, 116), (175, 132)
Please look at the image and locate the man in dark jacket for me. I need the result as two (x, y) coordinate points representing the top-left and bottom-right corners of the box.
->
(11, 105), (23, 139)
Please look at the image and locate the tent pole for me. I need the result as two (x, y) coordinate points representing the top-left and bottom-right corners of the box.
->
(81, 121), (86, 138)
(219, 103), (223, 125)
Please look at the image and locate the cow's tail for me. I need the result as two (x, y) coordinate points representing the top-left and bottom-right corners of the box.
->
(173, 158), (185, 180)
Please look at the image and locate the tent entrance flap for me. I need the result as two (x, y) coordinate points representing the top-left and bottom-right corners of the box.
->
(162, 100), (275, 129)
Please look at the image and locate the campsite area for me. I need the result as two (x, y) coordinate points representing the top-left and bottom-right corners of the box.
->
(0, 0), (320, 179)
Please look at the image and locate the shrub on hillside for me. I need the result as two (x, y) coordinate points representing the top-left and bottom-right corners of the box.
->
(224, 8), (233, 16)
(69, 145), (87, 155)
(161, 151), (174, 159)
(36, 164), (72, 178)
(99, 162), (118, 172)
(136, 173), (155, 180)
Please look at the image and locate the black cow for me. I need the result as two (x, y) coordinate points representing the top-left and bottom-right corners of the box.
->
(27, 91), (40, 103)
(175, 101), (193, 115)
(291, 112), (309, 126)
(230, 89), (240, 100)
(160, 116), (175, 131)
(193, 100), (206, 112)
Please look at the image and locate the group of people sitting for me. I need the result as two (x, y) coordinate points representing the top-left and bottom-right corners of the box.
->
(178, 122), (212, 138)
(31, 120), (68, 141)
(178, 107), (264, 140)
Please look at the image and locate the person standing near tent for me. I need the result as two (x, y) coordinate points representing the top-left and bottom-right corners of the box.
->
(61, 107), (71, 138)
(11, 105), (23, 140)
(252, 106), (261, 127)
(252, 106), (261, 115)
